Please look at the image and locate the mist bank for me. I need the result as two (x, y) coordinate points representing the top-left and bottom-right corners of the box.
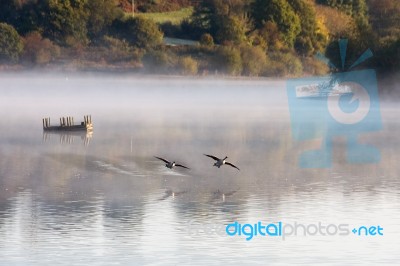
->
(0, 70), (399, 101)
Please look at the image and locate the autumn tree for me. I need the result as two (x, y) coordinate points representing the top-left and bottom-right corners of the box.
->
(288, 0), (328, 56)
(22, 31), (60, 65)
(40, 0), (90, 46)
(111, 17), (163, 49)
(215, 15), (247, 45)
(316, 0), (367, 18)
(251, 0), (301, 48)
(368, 0), (400, 39)
(0, 22), (24, 62)
(86, 0), (123, 41)
(190, 0), (251, 44)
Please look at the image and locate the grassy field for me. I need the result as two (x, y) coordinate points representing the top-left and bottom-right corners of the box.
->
(135, 7), (193, 25)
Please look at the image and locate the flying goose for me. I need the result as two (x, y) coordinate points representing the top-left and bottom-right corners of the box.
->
(204, 154), (240, 170)
(154, 156), (190, 169)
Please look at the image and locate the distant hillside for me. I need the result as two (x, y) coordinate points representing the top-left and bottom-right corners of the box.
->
(0, 0), (398, 80)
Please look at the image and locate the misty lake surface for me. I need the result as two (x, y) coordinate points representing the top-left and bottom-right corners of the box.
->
(0, 74), (399, 265)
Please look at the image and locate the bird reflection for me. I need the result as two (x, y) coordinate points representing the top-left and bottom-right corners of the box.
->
(212, 189), (239, 202)
(157, 189), (188, 201)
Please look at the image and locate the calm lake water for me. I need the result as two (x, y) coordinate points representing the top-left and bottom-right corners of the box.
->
(0, 74), (399, 265)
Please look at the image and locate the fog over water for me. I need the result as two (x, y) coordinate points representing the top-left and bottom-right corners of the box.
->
(0, 73), (399, 265)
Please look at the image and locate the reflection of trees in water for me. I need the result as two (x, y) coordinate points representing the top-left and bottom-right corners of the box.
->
(0, 194), (14, 228)
(0, 191), (145, 242)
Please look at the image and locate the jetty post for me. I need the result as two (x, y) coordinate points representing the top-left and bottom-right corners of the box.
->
(43, 117), (50, 128)
(43, 115), (92, 132)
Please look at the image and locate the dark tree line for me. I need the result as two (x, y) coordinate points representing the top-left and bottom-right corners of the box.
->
(0, 0), (398, 76)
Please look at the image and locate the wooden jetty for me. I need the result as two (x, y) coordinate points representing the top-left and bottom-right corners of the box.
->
(42, 115), (93, 132)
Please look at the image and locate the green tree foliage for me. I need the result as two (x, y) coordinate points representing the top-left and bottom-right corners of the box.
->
(368, 0), (400, 39)
(256, 21), (284, 50)
(100, 35), (139, 63)
(42, 0), (89, 46)
(127, 0), (192, 12)
(264, 51), (303, 76)
(215, 15), (247, 45)
(213, 46), (242, 75)
(288, 0), (328, 56)
(240, 45), (267, 76)
(316, 0), (367, 18)
(112, 16), (163, 49)
(86, 0), (123, 41)
(189, 0), (218, 37)
(368, 0), (400, 75)
(190, 0), (250, 44)
(0, 0), (42, 34)
(301, 57), (329, 76)
(353, 0), (368, 21)
(251, 0), (301, 48)
(249, 34), (267, 50)
(177, 56), (198, 75)
(0, 0), (397, 76)
(0, 0), (124, 44)
(0, 23), (24, 62)
(143, 49), (177, 73)
(366, 0), (400, 73)
(373, 38), (400, 73)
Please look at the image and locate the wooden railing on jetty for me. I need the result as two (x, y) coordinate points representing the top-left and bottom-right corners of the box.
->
(42, 115), (93, 132)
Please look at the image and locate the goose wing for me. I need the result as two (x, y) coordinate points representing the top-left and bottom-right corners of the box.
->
(154, 156), (170, 164)
(175, 164), (190, 169)
(225, 162), (240, 171)
(204, 154), (220, 161)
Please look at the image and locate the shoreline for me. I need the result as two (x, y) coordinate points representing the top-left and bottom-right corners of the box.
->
(0, 66), (398, 99)
(0, 67), (287, 81)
